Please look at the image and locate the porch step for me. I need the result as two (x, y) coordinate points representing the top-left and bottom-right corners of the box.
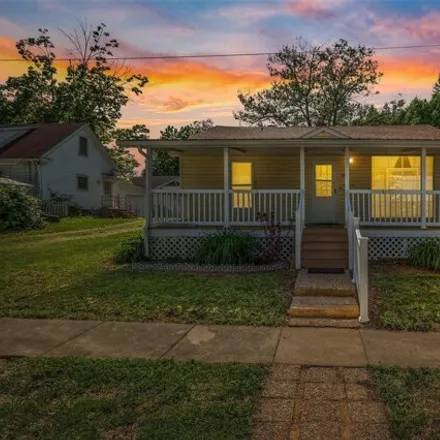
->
(302, 242), (348, 251)
(288, 317), (360, 329)
(302, 259), (348, 269)
(294, 269), (355, 297)
(287, 296), (359, 319)
(301, 226), (348, 269)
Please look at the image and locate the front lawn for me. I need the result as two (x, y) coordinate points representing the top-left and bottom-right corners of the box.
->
(372, 366), (440, 440)
(0, 358), (266, 440)
(0, 222), (291, 325)
(370, 264), (440, 331)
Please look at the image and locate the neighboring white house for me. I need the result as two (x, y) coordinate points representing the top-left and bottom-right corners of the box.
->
(0, 123), (143, 210)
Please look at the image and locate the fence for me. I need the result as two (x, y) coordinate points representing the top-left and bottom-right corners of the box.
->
(42, 200), (69, 218)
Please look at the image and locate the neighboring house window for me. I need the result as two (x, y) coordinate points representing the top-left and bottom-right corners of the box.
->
(79, 136), (88, 157)
(77, 174), (89, 191)
(103, 181), (112, 196)
(371, 156), (434, 218)
(232, 162), (252, 208)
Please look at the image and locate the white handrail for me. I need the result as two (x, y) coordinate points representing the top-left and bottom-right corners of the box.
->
(346, 193), (369, 323)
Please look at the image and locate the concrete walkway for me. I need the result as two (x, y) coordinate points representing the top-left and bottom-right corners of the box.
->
(0, 318), (439, 368)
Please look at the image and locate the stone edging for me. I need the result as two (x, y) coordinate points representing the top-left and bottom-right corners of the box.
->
(130, 261), (290, 273)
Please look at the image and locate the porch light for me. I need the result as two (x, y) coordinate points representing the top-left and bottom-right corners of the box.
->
(349, 157), (354, 164)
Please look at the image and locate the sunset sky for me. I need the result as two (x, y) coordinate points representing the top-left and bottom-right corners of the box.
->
(1, 0), (440, 137)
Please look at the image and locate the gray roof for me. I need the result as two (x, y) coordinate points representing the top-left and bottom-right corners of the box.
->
(132, 176), (180, 189)
(191, 125), (440, 141)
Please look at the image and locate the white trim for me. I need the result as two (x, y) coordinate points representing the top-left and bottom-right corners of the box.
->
(144, 148), (153, 257)
(421, 147), (427, 229)
(301, 126), (350, 139)
(344, 147), (350, 227)
(224, 147), (229, 226)
(149, 228), (294, 237)
(361, 228), (440, 237)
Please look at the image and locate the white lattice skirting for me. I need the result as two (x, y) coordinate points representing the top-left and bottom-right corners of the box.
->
(149, 236), (294, 262)
(368, 237), (430, 260)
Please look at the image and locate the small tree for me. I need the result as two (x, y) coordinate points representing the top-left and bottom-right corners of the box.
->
(235, 39), (382, 127)
(0, 186), (44, 231)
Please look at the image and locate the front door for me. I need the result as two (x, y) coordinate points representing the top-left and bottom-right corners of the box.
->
(310, 161), (338, 224)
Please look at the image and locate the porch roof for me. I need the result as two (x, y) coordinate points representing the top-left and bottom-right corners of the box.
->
(118, 125), (440, 151)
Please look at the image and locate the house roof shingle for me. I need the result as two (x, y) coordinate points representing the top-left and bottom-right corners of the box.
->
(191, 125), (440, 141)
(0, 123), (85, 159)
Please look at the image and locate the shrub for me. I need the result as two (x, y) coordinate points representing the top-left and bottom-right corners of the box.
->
(114, 232), (145, 264)
(408, 238), (440, 270)
(0, 185), (44, 232)
(194, 229), (259, 265)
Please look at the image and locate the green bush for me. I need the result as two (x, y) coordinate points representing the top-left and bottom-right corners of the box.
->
(408, 238), (440, 270)
(194, 229), (259, 265)
(0, 185), (44, 232)
(114, 232), (144, 264)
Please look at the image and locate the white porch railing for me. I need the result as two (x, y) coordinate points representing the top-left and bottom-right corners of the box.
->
(151, 189), (300, 225)
(152, 189), (224, 224)
(229, 190), (300, 225)
(349, 189), (440, 227)
(347, 195), (369, 323)
(42, 200), (69, 218)
(295, 189), (305, 269)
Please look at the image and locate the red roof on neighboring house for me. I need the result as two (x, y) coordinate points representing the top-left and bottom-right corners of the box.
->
(0, 123), (85, 159)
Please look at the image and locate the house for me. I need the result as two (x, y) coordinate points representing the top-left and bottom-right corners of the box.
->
(0, 123), (143, 211)
(120, 125), (440, 266)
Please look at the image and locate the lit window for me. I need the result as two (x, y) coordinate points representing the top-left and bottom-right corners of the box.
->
(232, 162), (252, 208)
(315, 164), (333, 198)
(79, 137), (88, 157)
(371, 156), (433, 218)
(77, 175), (89, 191)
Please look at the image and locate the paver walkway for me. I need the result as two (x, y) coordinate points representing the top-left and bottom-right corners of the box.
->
(1, 318), (440, 367)
(253, 365), (391, 440)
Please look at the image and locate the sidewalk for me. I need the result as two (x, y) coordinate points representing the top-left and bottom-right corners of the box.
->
(1, 317), (439, 367)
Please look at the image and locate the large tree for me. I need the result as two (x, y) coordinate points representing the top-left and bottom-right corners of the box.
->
(234, 39), (382, 127)
(0, 23), (148, 176)
(111, 124), (150, 179)
(154, 119), (214, 176)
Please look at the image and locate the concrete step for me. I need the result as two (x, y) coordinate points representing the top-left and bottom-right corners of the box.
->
(288, 317), (360, 328)
(302, 260), (348, 269)
(294, 269), (355, 297)
(302, 242), (348, 251)
(287, 296), (359, 319)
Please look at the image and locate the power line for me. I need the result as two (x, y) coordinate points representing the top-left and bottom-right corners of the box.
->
(0, 43), (440, 62)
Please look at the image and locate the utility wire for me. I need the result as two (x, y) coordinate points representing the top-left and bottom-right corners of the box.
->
(0, 43), (440, 62)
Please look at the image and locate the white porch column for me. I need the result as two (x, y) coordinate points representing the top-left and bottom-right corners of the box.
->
(144, 148), (153, 256)
(224, 147), (230, 226)
(421, 147), (427, 229)
(345, 147), (350, 227)
(300, 147), (305, 224)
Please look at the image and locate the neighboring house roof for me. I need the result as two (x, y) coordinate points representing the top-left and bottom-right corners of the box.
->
(132, 176), (180, 189)
(0, 123), (85, 159)
(191, 125), (440, 141)
(0, 177), (33, 187)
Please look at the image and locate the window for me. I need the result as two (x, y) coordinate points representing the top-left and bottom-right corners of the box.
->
(232, 162), (252, 208)
(79, 137), (88, 157)
(371, 156), (434, 218)
(103, 181), (112, 196)
(77, 175), (89, 191)
(315, 164), (333, 198)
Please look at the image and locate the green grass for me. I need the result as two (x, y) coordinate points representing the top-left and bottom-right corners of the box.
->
(372, 366), (440, 440)
(0, 357), (267, 440)
(0, 222), (291, 325)
(371, 265), (440, 331)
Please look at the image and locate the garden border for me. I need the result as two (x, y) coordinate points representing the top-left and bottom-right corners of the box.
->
(130, 261), (291, 273)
